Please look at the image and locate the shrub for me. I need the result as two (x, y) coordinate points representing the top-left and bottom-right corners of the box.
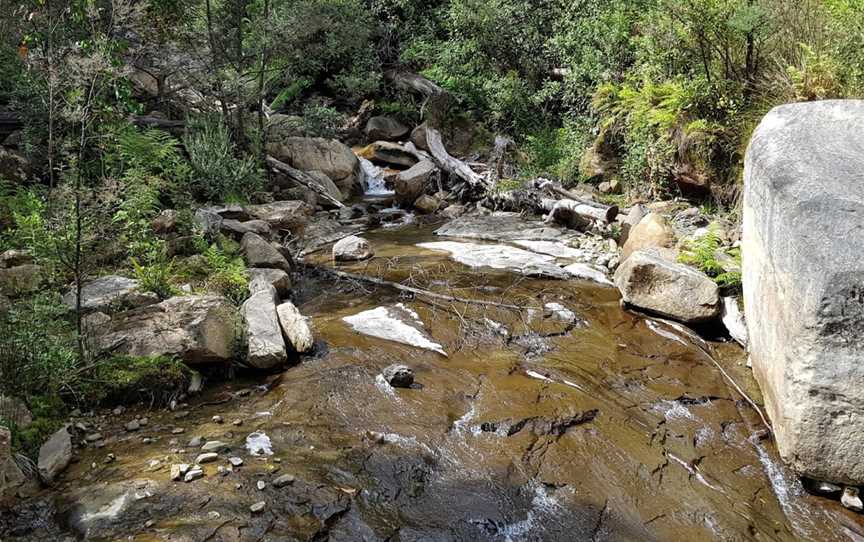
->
(198, 236), (249, 305)
(184, 116), (264, 203)
(301, 104), (343, 138)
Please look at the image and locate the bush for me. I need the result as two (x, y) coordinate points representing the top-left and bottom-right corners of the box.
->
(301, 103), (343, 138)
(678, 225), (742, 289)
(184, 116), (264, 203)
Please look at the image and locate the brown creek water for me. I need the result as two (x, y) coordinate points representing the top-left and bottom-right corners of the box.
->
(3, 222), (863, 541)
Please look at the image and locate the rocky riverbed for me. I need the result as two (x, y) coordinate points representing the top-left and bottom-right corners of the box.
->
(2, 219), (862, 541)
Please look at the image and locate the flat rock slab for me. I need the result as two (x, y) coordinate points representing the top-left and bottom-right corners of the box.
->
(63, 275), (158, 313)
(343, 305), (446, 356)
(435, 214), (576, 243)
(417, 241), (570, 279)
(513, 240), (588, 260)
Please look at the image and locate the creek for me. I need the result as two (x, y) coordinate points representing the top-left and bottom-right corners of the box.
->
(3, 221), (862, 541)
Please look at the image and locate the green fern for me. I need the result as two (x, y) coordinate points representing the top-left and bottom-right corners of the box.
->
(678, 224), (741, 288)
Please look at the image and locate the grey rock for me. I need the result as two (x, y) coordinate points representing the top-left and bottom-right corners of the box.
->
(359, 141), (418, 168)
(221, 219), (272, 239)
(0, 147), (30, 183)
(842, 487), (863, 512)
(277, 301), (314, 353)
(63, 275), (158, 313)
(201, 440), (229, 453)
(184, 468), (204, 482)
(245, 201), (313, 233)
(435, 214), (573, 243)
(333, 235), (374, 261)
(256, 480), (267, 490)
(195, 452), (219, 464)
(621, 213), (677, 262)
(90, 296), (237, 365)
(124, 420), (140, 432)
(151, 209), (178, 234)
(241, 232), (291, 272)
(614, 249), (720, 324)
(0, 249), (33, 268)
(248, 268), (292, 297)
(381, 364), (415, 388)
(273, 473), (295, 488)
(265, 137), (360, 194)
(38, 425), (73, 483)
(395, 160), (436, 206)
(193, 209), (223, 238)
(250, 501), (266, 513)
(366, 116), (410, 141)
(0, 264), (43, 296)
(743, 100), (864, 484)
(187, 436), (203, 448)
(228, 457), (243, 467)
(242, 285), (287, 369)
(413, 194), (441, 214)
(170, 463), (189, 481)
(721, 297), (748, 347)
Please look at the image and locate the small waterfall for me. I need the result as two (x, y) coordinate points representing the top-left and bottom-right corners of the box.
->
(359, 157), (395, 196)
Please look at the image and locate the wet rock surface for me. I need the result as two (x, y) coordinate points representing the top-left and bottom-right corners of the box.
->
(2, 224), (862, 541)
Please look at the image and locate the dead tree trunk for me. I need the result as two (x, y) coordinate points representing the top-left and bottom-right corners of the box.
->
(265, 155), (345, 208)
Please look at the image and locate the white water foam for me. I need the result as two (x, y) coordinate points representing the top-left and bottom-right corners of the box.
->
(359, 157), (394, 196)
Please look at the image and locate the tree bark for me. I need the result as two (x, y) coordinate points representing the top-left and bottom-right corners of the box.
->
(425, 127), (488, 188)
(265, 155), (345, 208)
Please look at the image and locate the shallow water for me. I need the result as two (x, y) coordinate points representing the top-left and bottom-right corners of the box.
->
(4, 223), (863, 541)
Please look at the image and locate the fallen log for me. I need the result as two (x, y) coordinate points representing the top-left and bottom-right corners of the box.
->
(308, 264), (536, 311)
(265, 155), (345, 209)
(536, 181), (618, 222)
(541, 198), (618, 230)
(425, 126), (489, 188)
(131, 115), (186, 132)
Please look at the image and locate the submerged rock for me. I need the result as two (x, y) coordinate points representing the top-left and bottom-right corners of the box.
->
(333, 235), (374, 261)
(242, 285), (287, 369)
(418, 241), (570, 279)
(435, 213), (572, 243)
(563, 263), (613, 286)
(743, 100), (864, 484)
(343, 305), (446, 355)
(38, 425), (72, 484)
(276, 301), (314, 353)
(381, 364), (415, 388)
(91, 296), (237, 365)
(62, 275), (158, 313)
(614, 249), (720, 324)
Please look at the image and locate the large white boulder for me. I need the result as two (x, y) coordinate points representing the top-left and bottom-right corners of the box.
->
(743, 100), (864, 484)
(242, 285), (286, 369)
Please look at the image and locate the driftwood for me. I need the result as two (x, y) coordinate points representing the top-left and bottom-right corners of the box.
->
(265, 155), (345, 208)
(537, 181), (619, 222)
(541, 199), (618, 230)
(425, 126), (489, 188)
(309, 264), (535, 311)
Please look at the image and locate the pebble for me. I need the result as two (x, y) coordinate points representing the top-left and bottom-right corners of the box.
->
(196, 452), (219, 464)
(104, 453), (116, 464)
(250, 501), (266, 514)
(184, 468), (204, 482)
(207, 511), (221, 520)
(174, 411), (190, 419)
(125, 420), (140, 432)
(170, 464), (190, 481)
(815, 481), (842, 494)
(86, 433), (102, 442)
(273, 474), (295, 488)
(842, 487), (863, 512)
(217, 465), (233, 476)
(212, 415), (224, 424)
(171, 427), (185, 435)
(228, 457), (244, 467)
(257, 480), (267, 491)
(142, 438), (154, 444)
(381, 364), (415, 388)
(139, 418), (148, 427)
(201, 441), (228, 453)
(113, 406), (125, 416)
(188, 436), (203, 448)
(144, 519), (155, 528)
(232, 419), (243, 427)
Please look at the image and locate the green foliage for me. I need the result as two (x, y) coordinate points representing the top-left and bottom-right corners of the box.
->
(185, 235), (250, 305)
(301, 103), (342, 138)
(184, 116), (264, 203)
(84, 355), (189, 406)
(678, 225), (742, 288)
(131, 255), (176, 300)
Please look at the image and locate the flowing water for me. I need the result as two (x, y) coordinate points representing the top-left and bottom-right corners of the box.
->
(4, 222), (864, 541)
